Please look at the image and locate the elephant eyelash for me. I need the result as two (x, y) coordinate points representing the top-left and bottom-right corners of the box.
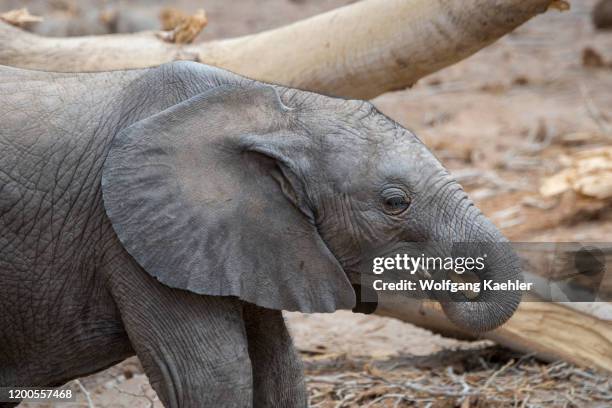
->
(380, 187), (411, 216)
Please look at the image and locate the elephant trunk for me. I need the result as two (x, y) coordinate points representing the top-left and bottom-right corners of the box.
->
(429, 187), (523, 332)
(439, 240), (523, 332)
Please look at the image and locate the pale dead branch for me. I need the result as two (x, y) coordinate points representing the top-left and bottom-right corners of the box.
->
(74, 379), (95, 408)
(0, 0), (563, 99)
(375, 293), (612, 373)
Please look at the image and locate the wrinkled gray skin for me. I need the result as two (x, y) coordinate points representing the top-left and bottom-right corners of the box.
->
(0, 61), (521, 407)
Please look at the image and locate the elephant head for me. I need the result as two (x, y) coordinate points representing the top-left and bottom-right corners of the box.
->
(102, 77), (521, 332)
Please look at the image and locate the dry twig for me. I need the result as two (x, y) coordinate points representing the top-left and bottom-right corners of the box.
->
(115, 384), (157, 408)
(74, 380), (95, 408)
(304, 345), (612, 407)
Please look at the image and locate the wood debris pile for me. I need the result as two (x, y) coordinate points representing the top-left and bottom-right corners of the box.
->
(540, 146), (612, 200)
(156, 8), (207, 44)
(0, 8), (42, 27)
(549, 1), (571, 12)
(303, 347), (612, 407)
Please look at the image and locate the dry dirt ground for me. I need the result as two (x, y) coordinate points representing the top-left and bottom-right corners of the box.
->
(4, 0), (612, 406)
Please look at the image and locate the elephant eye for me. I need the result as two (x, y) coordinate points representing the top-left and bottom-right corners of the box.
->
(381, 188), (411, 215)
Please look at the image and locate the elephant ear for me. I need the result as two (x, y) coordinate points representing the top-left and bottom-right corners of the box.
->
(102, 84), (355, 313)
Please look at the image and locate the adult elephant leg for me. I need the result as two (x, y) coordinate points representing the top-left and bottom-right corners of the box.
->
(108, 259), (253, 408)
(243, 305), (307, 408)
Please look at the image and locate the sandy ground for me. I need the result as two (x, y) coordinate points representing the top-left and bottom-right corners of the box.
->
(4, 0), (611, 406)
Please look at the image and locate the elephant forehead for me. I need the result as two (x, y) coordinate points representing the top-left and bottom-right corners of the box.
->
(326, 137), (442, 187)
(387, 138), (445, 169)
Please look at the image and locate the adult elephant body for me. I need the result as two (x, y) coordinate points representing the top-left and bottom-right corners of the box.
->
(0, 62), (521, 407)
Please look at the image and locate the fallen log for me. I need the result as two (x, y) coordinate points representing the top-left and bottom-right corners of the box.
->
(376, 289), (612, 373)
(0, 0), (562, 99)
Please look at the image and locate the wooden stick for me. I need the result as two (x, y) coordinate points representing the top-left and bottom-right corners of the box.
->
(376, 294), (612, 373)
(0, 0), (559, 99)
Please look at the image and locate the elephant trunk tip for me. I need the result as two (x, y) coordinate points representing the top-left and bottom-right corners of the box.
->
(441, 290), (522, 333)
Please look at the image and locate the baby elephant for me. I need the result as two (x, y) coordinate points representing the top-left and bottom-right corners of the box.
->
(0, 62), (521, 407)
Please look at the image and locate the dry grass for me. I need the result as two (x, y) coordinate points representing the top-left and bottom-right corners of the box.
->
(303, 346), (612, 407)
